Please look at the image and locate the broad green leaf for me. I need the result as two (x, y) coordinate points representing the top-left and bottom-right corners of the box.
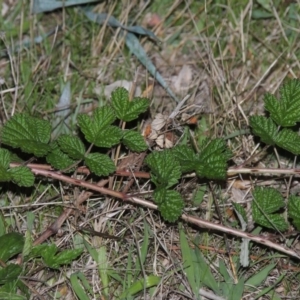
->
(0, 264), (22, 285)
(0, 149), (10, 169)
(145, 150), (181, 189)
(57, 134), (85, 159)
(253, 187), (284, 214)
(249, 116), (277, 145)
(122, 130), (148, 152)
(196, 138), (231, 180)
(288, 195), (300, 230)
(171, 145), (197, 173)
(1, 114), (51, 157)
(0, 233), (24, 262)
(252, 187), (288, 231)
(265, 79), (300, 126)
(8, 166), (34, 187)
(77, 106), (121, 147)
(154, 190), (184, 222)
(246, 263), (276, 287)
(111, 87), (149, 122)
(254, 213), (288, 231)
(0, 166), (12, 182)
(275, 128), (300, 155)
(94, 126), (122, 148)
(46, 142), (76, 171)
(84, 153), (115, 176)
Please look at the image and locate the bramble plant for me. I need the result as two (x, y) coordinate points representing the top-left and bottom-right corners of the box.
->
(0, 87), (231, 222)
(3, 80), (300, 296)
(2, 81), (300, 226)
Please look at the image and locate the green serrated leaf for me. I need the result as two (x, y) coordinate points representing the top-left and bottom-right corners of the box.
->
(84, 153), (115, 176)
(0, 233), (24, 262)
(275, 128), (300, 155)
(77, 106), (120, 148)
(154, 190), (184, 222)
(95, 126), (122, 148)
(111, 87), (149, 122)
(252, 187), (288, 231)
(288, 195), (300, 230)
(8, 166), (34, 187)
(1, 114), (51, 157)
(77, 108), (122, 148)
(196, 138), (231, 180)
(0, 264), (22, 285)
(249, 116), (278, 145)
(46, 142), (77, 171)
(145, 150), (181, 188)
(265, 79), (300, 126)
(0, 149), (11, 169)
(253, 187), (284, 214)
(171, 145), (197, 173)
(257, 213), (288, 231)
(57, 135), (85, 159)
(0, 166), (12, 182)
(122, 130), (148, 152)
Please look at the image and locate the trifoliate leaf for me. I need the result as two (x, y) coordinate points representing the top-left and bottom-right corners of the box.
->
(122, 130), (148, 152)
(171, 145), (197, 173)
(196, 138), (231, 180)
(111, 87), (149, 122)
(8, 166), (34, 187)
(274, 128), (300, 155)
(77, 107), (122, 148)
(288, 195), (300, 230)
(252, 187), (288, 231)
(0, 149), (10, 169)
(46, 143), (76, 172)
(1, 114), (51, 157)
(249, 116), (277, 145)
(264, 79), (300, 126)
(84, 153), (115, 176)
(155, 190), (184, 222)
(57, 135), (85, 159)
(145, 150), (181, 189)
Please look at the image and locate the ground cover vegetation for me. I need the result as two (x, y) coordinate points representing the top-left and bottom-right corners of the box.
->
(1, 0), (300, 299)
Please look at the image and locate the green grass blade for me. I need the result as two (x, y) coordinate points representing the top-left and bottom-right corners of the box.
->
(246, 263), (276, 288)
(120, 275), (161, 299)
(179, 223), (199, 298)
(69, 272), (91, 300)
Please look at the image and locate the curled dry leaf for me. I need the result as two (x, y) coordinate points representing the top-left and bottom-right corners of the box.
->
(151, 113), (168, 131)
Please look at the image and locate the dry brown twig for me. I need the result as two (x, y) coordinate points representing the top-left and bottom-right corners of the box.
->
(10, 162), (300, 260)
